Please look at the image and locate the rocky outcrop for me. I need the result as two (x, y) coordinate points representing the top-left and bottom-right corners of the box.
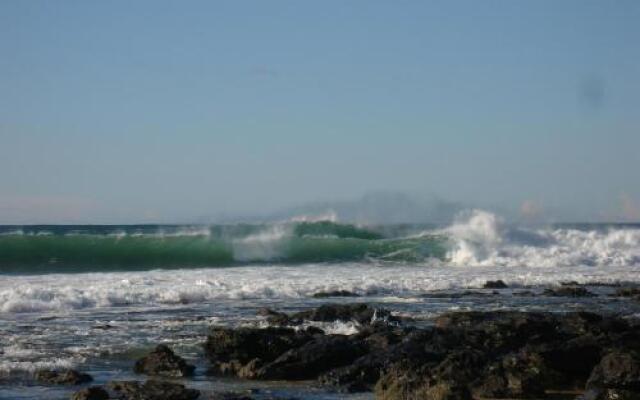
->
(34, 369), (93, 385)
(613, 287), (640, 300)
(256, 303), (402, 326)
(133, 345), (195, 377)
(587, 351), (640, 390)
(484, 280), (508, 289)
(107, 380), (200, 400)
(312, 290), (360, 298)
(203, 306), (640, 399)
(542, 286), (596, 297)
(70, 386), (109, 400)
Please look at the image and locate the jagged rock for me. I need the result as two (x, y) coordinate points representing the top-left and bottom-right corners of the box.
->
(203, 307), (640, 398)
(587, 351), (640, 390)
(421, 290), (498, 299)
(204, 327), (313, 366)
(484, 280), (508, 289)
(312, 290), (361, 298)
(70, 386), (109, 400)
(254, 335), (368, 380)
(34, 369), (93, 385)
(513, 290), (536, 297)
(133, 345), (195, 377)
(209, 393), (254, 400)
(291, 303), (400, 325)
(581, 388), (640, 400)
(374, 359), (471, 400)
(614, 287), (640, 299)
(473, 350), (552, 398)
(108, 380), (200, 400)
(542, 286), (596, 297)
(256, 308), (291, 325)
(209, 391), (299, 400)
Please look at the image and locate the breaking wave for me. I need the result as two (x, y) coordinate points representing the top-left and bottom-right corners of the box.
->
(0, 212), (639, 273)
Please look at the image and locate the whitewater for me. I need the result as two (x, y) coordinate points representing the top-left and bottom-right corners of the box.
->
(1, 210), (640, 399)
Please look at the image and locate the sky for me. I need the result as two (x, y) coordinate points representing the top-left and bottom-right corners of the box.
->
(0, 0), (639, 224)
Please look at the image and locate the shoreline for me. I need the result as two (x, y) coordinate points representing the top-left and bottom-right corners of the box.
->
(4, 283), (639, 400)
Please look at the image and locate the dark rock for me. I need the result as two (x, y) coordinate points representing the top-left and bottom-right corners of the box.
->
(291, 303), (400, 325)
(254, 335), (368, 380)
(209, 392), (254, 400)
(484, 280), (508, 289)
(319, 352), (389, 392)
(421, 290), (498, 299)
(204, 326), (313, 366)
(513, 290), (536, 297)
(34, 369), (93, 385)
(256, 308), (291, 325)
(203, 306), (640, 398)
(312, 290), (360, 298)
(581, 388), (640, 400)
(543, 286), (596, 297)
(614, 287), (640, 298)
(108, 380), (200, 400)
(587, 351), (640, 390)
(473, 350), (552, 398)
(209, 391), (299, 400)
(374, 360), (471, 400)
(537, 335), (603, 387)
(70, 386), (109, 400)
(133, 345), (195, 377)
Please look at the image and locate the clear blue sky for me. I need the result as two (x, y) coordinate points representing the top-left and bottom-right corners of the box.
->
(0, 1), (638, 223)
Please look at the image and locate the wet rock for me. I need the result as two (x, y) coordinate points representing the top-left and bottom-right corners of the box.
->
(613, 287), (640, 298)
(581, 388), (640, 400)
(291, 303), (400, 325)
(473, 350), (552, 398)
(587, 351), (640, 390)
(537, 335), (603, 387)
(209, 391), (299, 400)
(513, 290), (537, 297)
(421, 290), (498, 298)
(542, 286), (596, 297)
(312, 290), (361, 298)
(484, 280), (508, 289)
(256, 308), (291, 325)
(35, 369), (93, 385)
(209, 392), (254, 400)
(204, 327), (313, 366)
(254, 335), (368, 380)
(204, 306), (640, 398)
(70, 386), (109, 400)
(319, 352), (389, 392)
(374, 360), (471, 400)
(133, 345), (195, 377)
(108, 380), (200, 400)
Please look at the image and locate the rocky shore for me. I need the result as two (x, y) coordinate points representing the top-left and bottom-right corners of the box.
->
(28, 284), (640, 400)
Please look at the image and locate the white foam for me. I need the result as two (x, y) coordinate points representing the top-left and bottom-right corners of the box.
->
(442, 210), (640, 268)
(2, 261), (639, 314)
(0, 356), (82, 374)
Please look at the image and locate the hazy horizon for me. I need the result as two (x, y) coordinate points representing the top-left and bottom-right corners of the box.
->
(1, 1), (639, 224)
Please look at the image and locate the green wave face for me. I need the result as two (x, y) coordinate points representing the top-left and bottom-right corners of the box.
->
(0, 235), (234, 273)
(0, 222), (447, 273)
(293, 221), (384, 240)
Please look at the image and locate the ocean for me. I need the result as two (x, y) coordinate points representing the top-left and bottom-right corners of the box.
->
(1, 210), (640, 399)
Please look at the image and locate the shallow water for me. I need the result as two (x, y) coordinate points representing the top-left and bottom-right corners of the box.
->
(1, 263), (640, 399)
